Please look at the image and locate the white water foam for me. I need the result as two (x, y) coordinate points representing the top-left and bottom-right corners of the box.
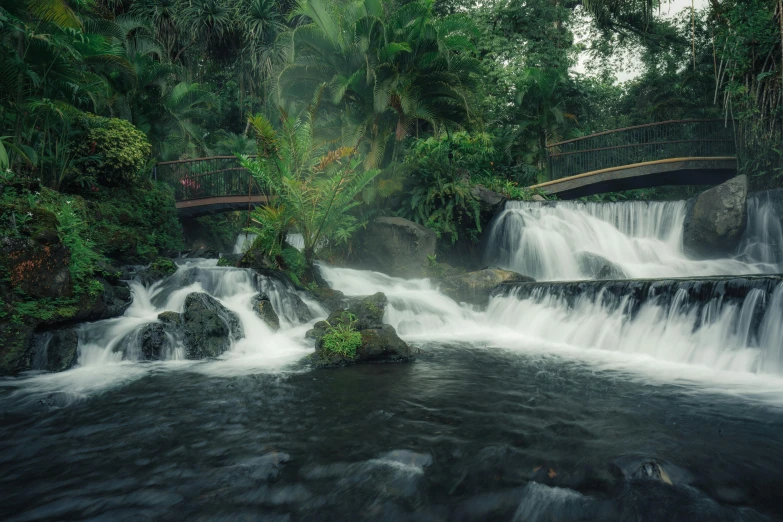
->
(318, 264), (783, 401)
(484, 200), (774, 281)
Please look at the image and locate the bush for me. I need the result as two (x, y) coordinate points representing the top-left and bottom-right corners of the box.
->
(78, 115), (151, 187)
(321, 313), (362, 358)
(87, 183), (184, 262)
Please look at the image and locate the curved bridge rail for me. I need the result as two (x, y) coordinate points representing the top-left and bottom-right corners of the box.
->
(536, 119), (737, 198)
(546, 119), (735, 180)
(155, 156), (268, 216)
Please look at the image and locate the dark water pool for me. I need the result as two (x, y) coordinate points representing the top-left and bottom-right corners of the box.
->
(2, 346), (782, 521)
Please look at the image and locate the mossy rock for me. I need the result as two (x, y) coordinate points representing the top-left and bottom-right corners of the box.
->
(0, 321), (37, 376)
(137, 257), (177, 285)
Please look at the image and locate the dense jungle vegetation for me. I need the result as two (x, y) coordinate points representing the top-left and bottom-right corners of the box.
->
(1, 0), (782, 313)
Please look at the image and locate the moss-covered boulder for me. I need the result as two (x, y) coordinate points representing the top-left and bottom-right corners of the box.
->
(251, 293), (280, 331)
(134, 257), (177, 285)
(438, 268), (534, 306)
(305, 292), (414, 368)
(182, 293), (243, 359)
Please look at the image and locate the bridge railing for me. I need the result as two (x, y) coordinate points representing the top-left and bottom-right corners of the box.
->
(155, 155), (264, 201)
(546, 119), (736, 181)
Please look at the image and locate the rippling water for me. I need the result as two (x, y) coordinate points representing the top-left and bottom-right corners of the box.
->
(2, 347), (782, 521)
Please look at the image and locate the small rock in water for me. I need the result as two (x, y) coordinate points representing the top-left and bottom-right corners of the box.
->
(251, 293), (280, 331)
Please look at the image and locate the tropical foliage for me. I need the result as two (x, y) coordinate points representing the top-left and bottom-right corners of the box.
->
(240, 104), (380, 264)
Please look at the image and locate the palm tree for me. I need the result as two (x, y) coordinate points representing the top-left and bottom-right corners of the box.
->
(276, 0), (481, 167)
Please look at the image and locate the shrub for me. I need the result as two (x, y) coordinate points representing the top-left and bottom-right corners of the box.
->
(321, 314), (362, 358)
(78, 116), (151, 187)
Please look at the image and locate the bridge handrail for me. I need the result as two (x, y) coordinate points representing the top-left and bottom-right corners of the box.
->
(155, 155), (266, 202)
(545, 119), (736, 181)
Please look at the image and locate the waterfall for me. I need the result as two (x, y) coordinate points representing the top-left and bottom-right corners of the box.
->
(232, 233), (305, 254)
(318, 265), (783, 377)
(483, 200), (772, 281)
(738, 189), (783, 270)
(74, 259), (324, 369)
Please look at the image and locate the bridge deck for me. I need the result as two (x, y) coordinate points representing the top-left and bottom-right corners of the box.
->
(530, 157), (737, 199)
(175, 195), (269, 218)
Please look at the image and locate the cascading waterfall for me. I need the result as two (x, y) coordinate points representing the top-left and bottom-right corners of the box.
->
(738, 189), (783, 270)
(73, 259), (323, 370)
(232, 232), (305, 254)
(483, 200), (774, 280)
(318, 265), (783, 378)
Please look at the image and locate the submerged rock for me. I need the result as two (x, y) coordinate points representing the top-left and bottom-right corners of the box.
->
(181, 293), (243, 359)
(683, 175), (748, 258)
(576, 252), (626, 280)
(251, 293), (280, 331)
(357, 217), (437, 278)
(438, 268), (534, 305)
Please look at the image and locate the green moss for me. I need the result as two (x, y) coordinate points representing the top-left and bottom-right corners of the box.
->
(149, 257), (177, 276)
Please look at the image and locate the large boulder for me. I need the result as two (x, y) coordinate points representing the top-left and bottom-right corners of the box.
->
(251, 293), (280, 331)
(181, 293), (243, 359)
(576, 252), (626, 280)
(305, 292), (414, 368)
(438, 268), (534, 306)
(683, 175), (748, 258)
(359, 217), (437, 278)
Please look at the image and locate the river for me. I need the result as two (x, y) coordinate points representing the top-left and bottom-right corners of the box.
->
(1, 194), (783, 520)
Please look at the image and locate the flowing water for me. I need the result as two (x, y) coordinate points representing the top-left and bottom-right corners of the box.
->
(3, 197), (783, 520)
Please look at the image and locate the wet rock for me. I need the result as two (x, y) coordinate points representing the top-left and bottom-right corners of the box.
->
(348, 292), (387, 330)
(576, 251), (626, 280)
(136, 257), (178, 285)
(182, 293), (243, 359)
(182, 246), (220, 259)
(438, 268), (534, 306)
(251, 293), (280, 331)
(630, 460), (672, 484)
(306, 292), (414, 368)
(31, 328), (79, 372)
(158, 311), (182, 325)
(357, 217), (437, 278)
(531, 194), (547, 201)
(217, 253), (242, 267)
(288, 292), (314, 323)
(308, 286), (345, 313)
(357, 325), (413, 362)
(1, 237), (71, 298)
(683, 175), (748, 258)
(140, 323), (167, 360)
(471, 185), (506, 215)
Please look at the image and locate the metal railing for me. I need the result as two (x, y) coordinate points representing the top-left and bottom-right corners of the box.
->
(154, 155), (264, 201)
(546, 119), (736, 181)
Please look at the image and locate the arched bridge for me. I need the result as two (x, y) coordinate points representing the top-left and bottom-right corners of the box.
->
(155, 156), (268, 217)
(531, 119), (737, 199)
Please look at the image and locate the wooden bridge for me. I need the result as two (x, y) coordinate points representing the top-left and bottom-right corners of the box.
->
(155, 156), (268, 217)
(532, 119), (737, 199)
